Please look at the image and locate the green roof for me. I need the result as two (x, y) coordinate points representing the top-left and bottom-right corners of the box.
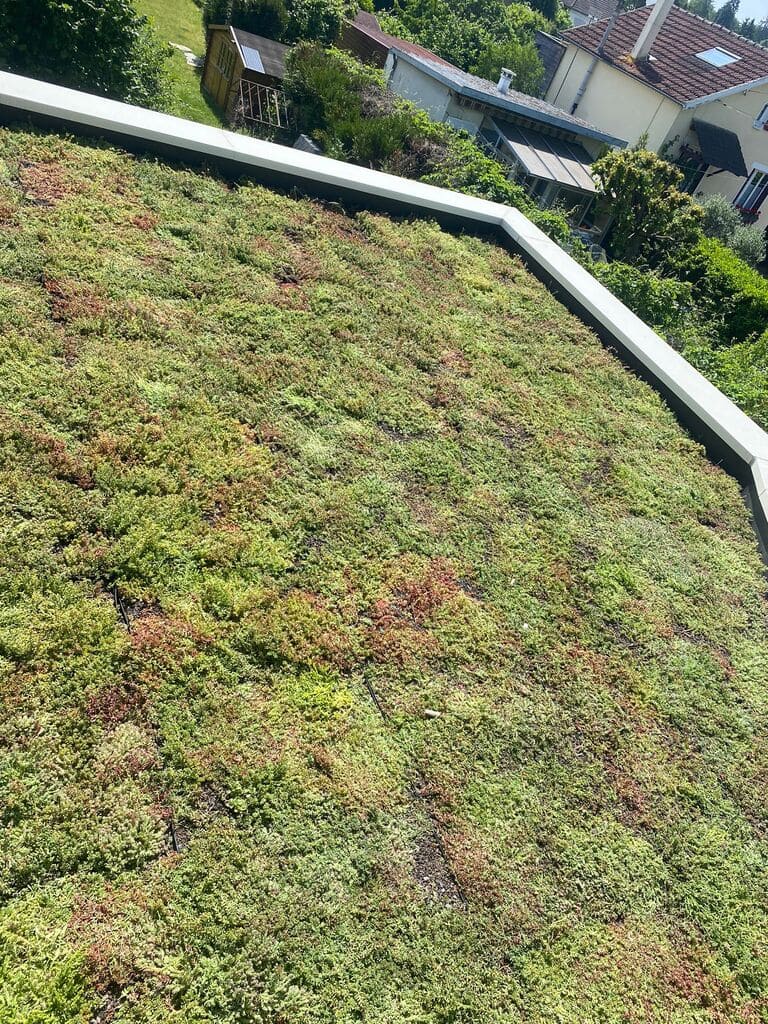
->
(2, 126), (768, 1023)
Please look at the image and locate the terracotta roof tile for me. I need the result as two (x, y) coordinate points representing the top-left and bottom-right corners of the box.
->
(561, 5), (768, 105)
(349, 12), (457, 69)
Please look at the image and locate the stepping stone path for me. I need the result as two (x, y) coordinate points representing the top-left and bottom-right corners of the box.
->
(170, 42), (204, 68)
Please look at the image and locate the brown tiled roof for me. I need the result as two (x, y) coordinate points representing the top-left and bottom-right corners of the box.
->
(348, 11), (457, 69)
(563, 0), (618, 20)
(561, 5), (768, 105)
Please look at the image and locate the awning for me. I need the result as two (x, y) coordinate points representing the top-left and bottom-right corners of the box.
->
(492, 120), (597, 193)
(692, 120), (747, 178)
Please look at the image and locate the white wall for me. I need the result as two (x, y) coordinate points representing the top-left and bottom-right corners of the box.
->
(385, 57), (451, 123)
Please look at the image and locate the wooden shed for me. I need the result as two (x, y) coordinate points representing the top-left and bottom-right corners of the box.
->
(202, 26), (290, 130)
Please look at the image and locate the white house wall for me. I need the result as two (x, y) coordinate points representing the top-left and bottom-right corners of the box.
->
(546, 46), (680, 150)
(546, 44), (768, 207)
(385, 57), (451, 123)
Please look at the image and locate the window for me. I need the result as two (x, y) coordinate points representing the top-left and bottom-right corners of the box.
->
(214, 39), (236, 80)
(696, 47), (741, 68)
(754, 104), (768, 130)
(734, 168), (768, 215)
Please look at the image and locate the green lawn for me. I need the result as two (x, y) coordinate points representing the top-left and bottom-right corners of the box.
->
(2, 126), (768, 1024)
(136, 0), (208, 51)
(135, 0), (224, 126)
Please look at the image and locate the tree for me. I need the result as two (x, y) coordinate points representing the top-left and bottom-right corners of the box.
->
(0, 0), (168, 106)
(714, 0), (739, 30)
(204, 0), (290, 38)
(204, 0), (349, 45)
(382, 0), (555, 93)
(474, 39), (544, 95)
(592, 147), (702, 264)
(676, 0), (715, 17)
(740, 17), (757, 39)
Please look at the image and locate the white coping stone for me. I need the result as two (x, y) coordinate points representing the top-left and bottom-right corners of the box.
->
(753, 459), (768, 501)
(1, 70), (767, 538)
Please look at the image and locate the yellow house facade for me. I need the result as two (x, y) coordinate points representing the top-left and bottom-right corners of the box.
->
(541, 0), (768, 221)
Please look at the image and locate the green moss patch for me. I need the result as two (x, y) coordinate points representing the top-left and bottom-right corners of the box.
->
(1, 128), (768, 1023)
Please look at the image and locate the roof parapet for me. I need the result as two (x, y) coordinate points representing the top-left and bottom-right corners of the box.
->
(0, 70), (765, 551)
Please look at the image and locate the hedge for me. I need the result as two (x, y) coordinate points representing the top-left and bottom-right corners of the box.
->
(672, 237), (768, 344)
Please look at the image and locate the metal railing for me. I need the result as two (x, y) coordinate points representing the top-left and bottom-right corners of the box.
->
(234, 79), (290, 131)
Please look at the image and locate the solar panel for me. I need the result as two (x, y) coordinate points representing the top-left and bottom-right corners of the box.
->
(240, 45), (265, 73)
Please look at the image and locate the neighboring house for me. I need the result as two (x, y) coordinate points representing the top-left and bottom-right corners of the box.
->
(339, 10), (457, 69)
(542, 0), (768, 223)
(562, 0), (618, 28)
(202, 25), (290, 130)
(385, 48), (625, 226)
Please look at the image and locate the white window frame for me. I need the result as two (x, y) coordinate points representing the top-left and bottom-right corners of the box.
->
(754, 103), (768, 130)
(696, 47), (741, 68)
(734, 165), (768, 214)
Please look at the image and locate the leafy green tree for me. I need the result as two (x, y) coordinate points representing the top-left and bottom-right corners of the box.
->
(382, 0), (551, 92)
(697, 193), (766, 267)
(528, 0), (560, 19)
(204, 0), (349, 45)
(714, 0), (739, 30)
(286, 0), (348, 43)
(676, 0), (716, 16)
(473, 38), (544, 95)
(204, 0), (290, 38)
(0, 0), (168, 105)
(592, 147), (702, 264)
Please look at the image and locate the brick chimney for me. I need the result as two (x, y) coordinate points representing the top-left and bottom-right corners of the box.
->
(631, 0), (674, 63)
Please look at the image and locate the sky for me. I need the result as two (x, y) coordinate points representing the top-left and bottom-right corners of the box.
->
(733, 0), (767, 22)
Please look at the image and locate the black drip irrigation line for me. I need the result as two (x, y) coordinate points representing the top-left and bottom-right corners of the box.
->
(112, 583), (132, 632)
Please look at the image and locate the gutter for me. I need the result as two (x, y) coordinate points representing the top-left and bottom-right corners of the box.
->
(0, 71), (766, 552)
(683, 76), (768, 109)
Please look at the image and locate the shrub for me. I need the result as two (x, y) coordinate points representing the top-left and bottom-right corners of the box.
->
(697, 192), (766, 267)
(0, 0), (169, 107)
(285, 45), (409, 160)
(698, 192), (741, 243)
(730, 224), (767, 267)
(591, 260), (694, 334)
(670, 237), (768, 344)
(592, 148), (702, 265)
(684, 327), (768, 428)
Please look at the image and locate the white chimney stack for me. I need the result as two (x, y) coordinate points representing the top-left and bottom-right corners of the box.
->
(631, 0), (674, 62)
(497, 68), (515, 95)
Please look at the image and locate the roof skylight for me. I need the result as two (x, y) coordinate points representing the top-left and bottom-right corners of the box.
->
(696, 46), (741, 68)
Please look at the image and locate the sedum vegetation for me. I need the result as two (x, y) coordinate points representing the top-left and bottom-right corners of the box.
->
(1, 126), (768, 1023)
